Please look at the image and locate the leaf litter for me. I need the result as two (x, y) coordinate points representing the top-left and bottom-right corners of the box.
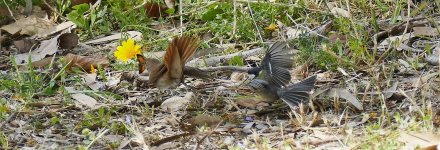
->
(0, 1), (440, 150)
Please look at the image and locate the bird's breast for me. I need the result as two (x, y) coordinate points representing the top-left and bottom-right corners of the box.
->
(154, 76), (181, 89)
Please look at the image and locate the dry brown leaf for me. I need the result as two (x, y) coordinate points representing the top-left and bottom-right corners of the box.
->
(71, 93), (98, 108)
(413, 27), (439, 37)
(425, 46), (439, 66)
(164, 0), (175, 8)
(83, 73), (104, 91)
(326, 88), (363, 110)
(398, 132), (440, 150)
(236, 98), (260, 109)
(285, 27), (306, 39)
(13, 38), (37, 53)
(330, 7), (351, 18)
(160, 92), (193, 113)
(64, 53), (109, 72)
(39, 21), (76, 38)
(187, 114), (222, 128)
(0, 15), (55, 36)
(383, 82), (399, 99)
(29, 57), (54, 68)
(328, 32), (347, 44)
(378, 33), (412, 50)
(84, 31), (142, 44)
(14, 34), (60, 64)
(230, 72), (248, 82)
(145, 2), (169, 19)
(71, 0), (97, 6)
(413, 72), (438, 88)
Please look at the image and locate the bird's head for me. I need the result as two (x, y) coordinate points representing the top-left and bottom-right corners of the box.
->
(247, 67), (261, 77)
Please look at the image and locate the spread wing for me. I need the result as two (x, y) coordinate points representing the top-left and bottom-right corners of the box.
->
(163, 38), (183, 79)
(260, 42), (294, 87)
(175, 36), (200, 64)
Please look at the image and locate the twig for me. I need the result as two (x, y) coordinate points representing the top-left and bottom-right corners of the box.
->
(133, 0), (147, 9)
(371, 13), (440, 45)
(199, 66), (252, 72)
(168, 1), (218, 18)
(245, 1), (263, 43)
(195, 120), (224, 150)
(42, 0), (68, 20)
(151, 132), (196, 146)
(86, 128), (109, 149)
(187, 47), (264, 67)
(232, 0), (237, 36)
(0, 112), (17, 129)
(179, 0), (183, 35)
(2, 0), (16, 21)
(286, 13), (328, 39)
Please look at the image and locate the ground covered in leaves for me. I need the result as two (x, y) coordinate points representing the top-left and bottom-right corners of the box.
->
(0, 0), (440, 149)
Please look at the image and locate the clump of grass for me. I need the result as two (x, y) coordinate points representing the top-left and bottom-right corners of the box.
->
(79, 107), (128, 134)
(292, 35), (343, 70)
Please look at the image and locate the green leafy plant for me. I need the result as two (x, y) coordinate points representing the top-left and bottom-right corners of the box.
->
(0, 100), (7, 120)
(0, 131), (7, 149)
(80, 107), (127, 134)
(0, 56), (65, 102)
(228, 55), (244, 66)
(67, 4), (112, 37)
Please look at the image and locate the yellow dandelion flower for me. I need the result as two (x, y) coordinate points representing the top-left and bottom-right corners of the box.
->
(114, 38), (142, 62)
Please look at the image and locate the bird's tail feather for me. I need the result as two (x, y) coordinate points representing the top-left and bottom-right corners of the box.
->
(278, 75), (317, 107)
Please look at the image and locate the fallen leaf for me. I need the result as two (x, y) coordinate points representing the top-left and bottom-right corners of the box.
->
(71, 0), (97, 6)
(145, 2), (169, 19)
(326, 88), (363, 110)
(242, 122), (255, 134)
(425, 46), (439, 66)
(98, 135), (124, 145)
(106, 73), (121, 88)
(328, 32), (347, 44)
(161, 92), (194, 112)
(38, 21), (76, 38)
(285, 27), (306, 39)
(236, 98), (260, 109)
(14, 34), (60, 64)
(230, 72), (248, 82)
(1, 15), (55, 36)
(29, 57), (54, 68)
(413, 72), (438, 88)
(398, 132), (440, 150)
(413, 27), (439, 37)
(84, 31), (142, 44)
(383, 82), (399, 99)
(378, 33), (412, 50)
(83, 73), (105, 91)
(13, 38), (37, 53)
(164, 0), (175, 8)
(71, 93), (97, 108)
(330, 7), (351, 18)
(64, 53), (110, 72)
(337, 67), (348, 76)
(187, 114), (222, 128)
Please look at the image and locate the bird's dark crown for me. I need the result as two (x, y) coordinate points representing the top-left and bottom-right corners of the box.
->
(247, 67), (261, 76)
